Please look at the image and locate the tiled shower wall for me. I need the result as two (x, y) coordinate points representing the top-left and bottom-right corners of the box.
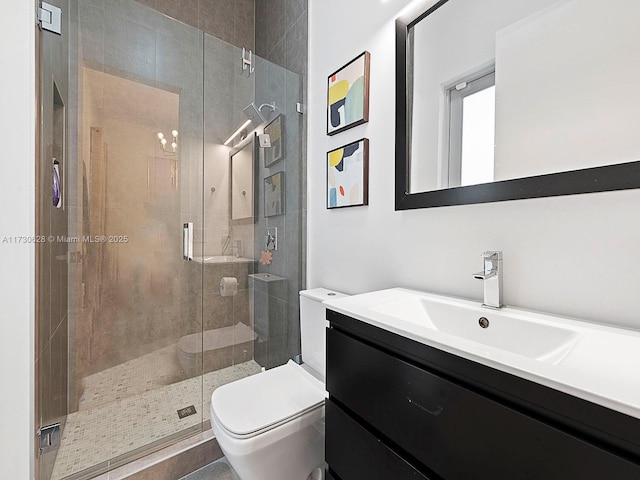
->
(134, 0), (255, 51)
(252, 0), (308, 366)
(255, 0), (308, 78)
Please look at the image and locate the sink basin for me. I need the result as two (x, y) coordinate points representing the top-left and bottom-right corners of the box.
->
(324, 287), (640, 420)
(370, 292), (580, 362)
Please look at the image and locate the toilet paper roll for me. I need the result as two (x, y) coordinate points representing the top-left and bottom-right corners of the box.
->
(220, 277), (238, 297)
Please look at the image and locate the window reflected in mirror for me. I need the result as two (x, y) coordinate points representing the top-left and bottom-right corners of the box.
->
(448, 71), (495, 188)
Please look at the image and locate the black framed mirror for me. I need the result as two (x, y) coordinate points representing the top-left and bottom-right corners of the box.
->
(396, 0), (640, 210)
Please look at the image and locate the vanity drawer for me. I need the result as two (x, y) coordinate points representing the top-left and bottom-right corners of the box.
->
(327, 327), (640, 479)
(326, 398), (431, 480)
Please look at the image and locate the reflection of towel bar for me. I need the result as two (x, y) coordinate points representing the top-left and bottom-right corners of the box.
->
(183, 222), (193, 261)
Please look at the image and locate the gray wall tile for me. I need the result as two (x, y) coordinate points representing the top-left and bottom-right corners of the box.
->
(285, 10), (307, 76)
(199, 0), (235, 45)
(104, 17), (156, 81)
(78, 2), (105, 66)
(106, 0), (156, 29)
(235, 0), (255, 51)
(286, 0), (306, 23)
(132, 0), (256, 51)
(254, 0), (269, 58)
(135, 0), (156, 8)
(155, 0), (200, 28)
(255, 0), (286, 59)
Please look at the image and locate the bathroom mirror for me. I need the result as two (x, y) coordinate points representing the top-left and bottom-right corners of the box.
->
(230, 134), (256, 221)
(396, 0), (640, 209)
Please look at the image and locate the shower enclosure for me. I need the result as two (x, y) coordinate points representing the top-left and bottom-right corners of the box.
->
(36, 1), (305, 479)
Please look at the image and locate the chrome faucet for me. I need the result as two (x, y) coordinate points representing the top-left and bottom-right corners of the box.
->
(473, 251), (504, 309)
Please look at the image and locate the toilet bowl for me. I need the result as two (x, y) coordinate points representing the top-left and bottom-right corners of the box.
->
(210, 360), (326, 480)
(209, 288), (348, 480)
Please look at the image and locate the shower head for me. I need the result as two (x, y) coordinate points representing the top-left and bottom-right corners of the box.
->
(242, 103), (265, 125)
(242, 102), (277, 125)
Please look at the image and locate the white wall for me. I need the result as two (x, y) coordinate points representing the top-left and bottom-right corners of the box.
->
(308, 0), (640, 331)
(0, 0), (36, 478)
(495, 0), (640, 179)
(410, 0), (556, 191)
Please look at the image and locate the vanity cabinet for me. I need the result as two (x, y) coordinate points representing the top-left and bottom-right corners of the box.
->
(325, 310), (640, 480)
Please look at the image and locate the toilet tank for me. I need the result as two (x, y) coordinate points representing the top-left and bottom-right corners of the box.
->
(299, 288), (348, 380)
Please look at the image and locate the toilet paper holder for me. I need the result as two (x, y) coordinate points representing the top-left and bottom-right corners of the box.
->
(220, 277), (238, 297)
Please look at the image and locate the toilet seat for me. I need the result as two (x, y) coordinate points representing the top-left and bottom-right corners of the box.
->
(211, 360), (326, 439)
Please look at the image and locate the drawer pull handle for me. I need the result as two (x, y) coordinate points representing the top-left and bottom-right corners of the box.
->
(407, 397), (443, 417)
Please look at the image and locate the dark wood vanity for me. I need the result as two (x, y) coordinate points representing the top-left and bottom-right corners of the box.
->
(325, 309), (640, 480)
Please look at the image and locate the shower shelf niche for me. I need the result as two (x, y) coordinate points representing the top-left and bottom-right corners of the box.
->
(192, 255), (254, 264)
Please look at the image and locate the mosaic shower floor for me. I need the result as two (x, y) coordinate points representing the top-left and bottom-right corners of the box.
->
(51, 348), (261, 480)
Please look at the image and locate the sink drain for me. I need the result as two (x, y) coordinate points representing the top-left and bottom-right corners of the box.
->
(478, 317), (490, 329)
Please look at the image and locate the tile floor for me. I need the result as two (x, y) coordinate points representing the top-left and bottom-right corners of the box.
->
(78, 344), (186, 411)
(180, 458), (239, 480)
(51, 346), (261, 480)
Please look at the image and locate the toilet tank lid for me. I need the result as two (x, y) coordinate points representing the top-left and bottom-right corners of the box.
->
(299, 288), (348, 302)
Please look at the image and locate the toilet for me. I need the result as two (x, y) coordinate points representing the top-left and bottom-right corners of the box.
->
(209, 288), (348, 480)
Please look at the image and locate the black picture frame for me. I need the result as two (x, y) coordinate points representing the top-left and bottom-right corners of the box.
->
(263, 114), (284, 168)
(327, 51), (370, 136)
(327, 138), (369, 209)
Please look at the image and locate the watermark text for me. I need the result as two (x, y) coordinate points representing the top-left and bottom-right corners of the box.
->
(2, 235), (129, 244)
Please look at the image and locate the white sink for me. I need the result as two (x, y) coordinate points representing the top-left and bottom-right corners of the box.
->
(324, 288), (640, 419)
(369, 292), (580, 362)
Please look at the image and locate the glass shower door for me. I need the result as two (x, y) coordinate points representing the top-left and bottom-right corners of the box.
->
(48, 1), (206, 478)
(201, 33), (305, 420)
(40, 1), (306, 478)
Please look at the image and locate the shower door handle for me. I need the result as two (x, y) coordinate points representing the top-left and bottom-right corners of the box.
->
(183, 222), (193, 261)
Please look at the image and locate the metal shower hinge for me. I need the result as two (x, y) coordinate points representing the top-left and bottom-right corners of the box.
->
(242, 48), (255, 76)
(37, 423), (61, 455)
(39, 2), (62, 35)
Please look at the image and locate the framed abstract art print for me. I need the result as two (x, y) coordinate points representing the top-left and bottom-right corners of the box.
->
(327, 51), (370, 135)
(327, 138), (369, 209)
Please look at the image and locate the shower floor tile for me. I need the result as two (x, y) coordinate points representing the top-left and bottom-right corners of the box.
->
(51, 357), (261, 480)
(78, 344), (187, 411)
